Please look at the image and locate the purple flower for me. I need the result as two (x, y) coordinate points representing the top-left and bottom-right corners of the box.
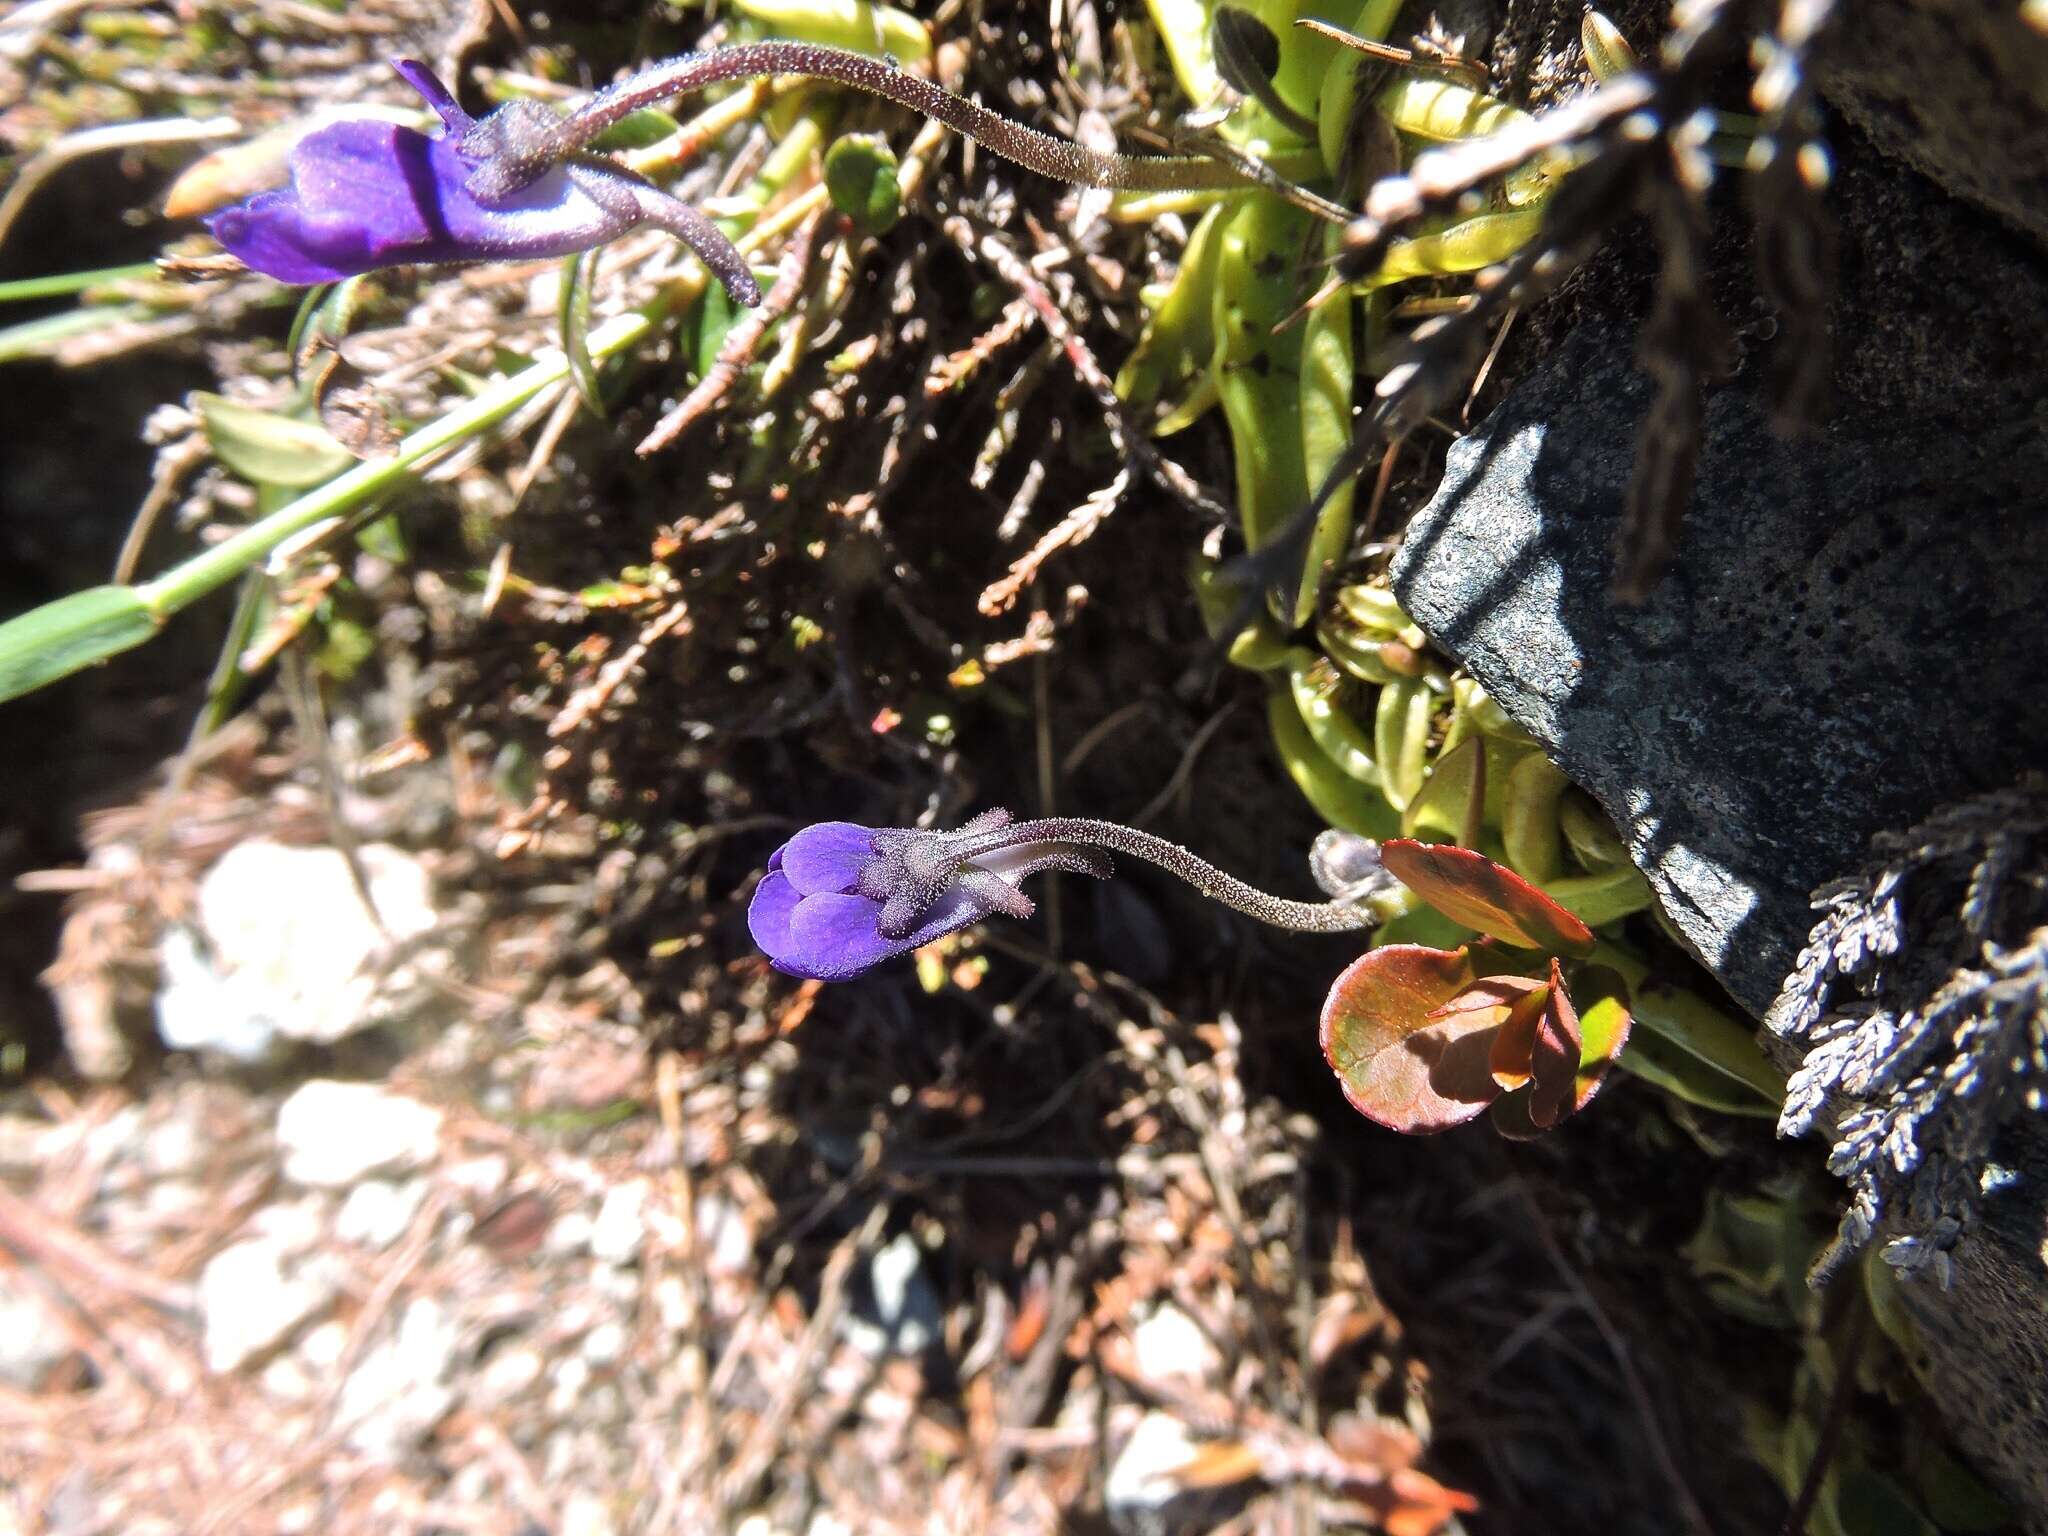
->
(747, 811), (1111, 982)
(204, 59), (759, 303)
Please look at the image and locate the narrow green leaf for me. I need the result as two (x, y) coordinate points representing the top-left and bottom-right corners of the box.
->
(0, 303), (147, 364)
(1619, 1029), (1779, 1117)
(0, 263), (160, 304)
(559, 251), (607, 418)
(284, 282), (338, 377)
(0, 585), (160, 702)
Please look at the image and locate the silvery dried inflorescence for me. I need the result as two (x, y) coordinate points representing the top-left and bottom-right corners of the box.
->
(1768, 778), (2048, 1285)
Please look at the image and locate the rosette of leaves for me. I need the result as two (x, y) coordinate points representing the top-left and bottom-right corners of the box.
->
(1321, 839), (1633, 1138)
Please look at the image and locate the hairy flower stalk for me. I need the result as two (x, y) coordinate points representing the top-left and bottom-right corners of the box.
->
(484, 43), (1248, 201)
(750, 809), (1393, 981)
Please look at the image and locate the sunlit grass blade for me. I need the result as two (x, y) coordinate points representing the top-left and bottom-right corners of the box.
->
(0, 263), (161, 304)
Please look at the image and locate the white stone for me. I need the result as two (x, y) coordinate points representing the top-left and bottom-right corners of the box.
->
(247, 1196), (326, 1254)
(653, 1275), (694, 1335)
(198, 1239), (337, 1373)
(696, 1193), (756, 1277)
(546, 1210), (594, 1255)
(589, 1182), (648, 1267)
(1130, 1302), (1221, 1386)
(548, 1355), (591, 1414)
(155, 840), (441, 1056)
(334, 1297), (458, 1462)
(475, 1345), (544, 1406)
(560, 1492), (616, 1536)
(0, 1277), (68, 1389)
(336, 1178), (428, 1251)
(1104, 1411), (1201, 1520)
(276, 1081), (441, 1188)
(443, 1154), (508, 1199)
(140, 1113), (203, 1179)
(299, 1320), (349, 1370)
(581, 1320), (629, 1367)
(260, 1353), (316, 1401)
(841, 1232), (940, 1360)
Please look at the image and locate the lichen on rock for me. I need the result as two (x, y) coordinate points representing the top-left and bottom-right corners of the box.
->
(1770, 779), (2048, 1285)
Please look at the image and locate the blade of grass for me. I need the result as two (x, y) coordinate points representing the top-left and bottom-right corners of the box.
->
(0, 264), (162, 304)
(0, 298), (673, 705)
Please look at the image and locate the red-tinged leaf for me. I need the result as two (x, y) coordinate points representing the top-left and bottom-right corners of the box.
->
(1491, 969), (1632, 1138)
(1421, 1014), (1504, 1106)
(1526, 958), (1584, 1129)
(1321, 945), (1503, 1133)
(1487, 983), (1551, 1091)
(1427, 974), (1543, 1024)
(1380, 839), (1596, 957)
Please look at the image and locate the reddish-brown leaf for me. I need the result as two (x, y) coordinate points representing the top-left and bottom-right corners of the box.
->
(1427, 974), (1543, 1026)
(1380, 839), (1597, 957)
(1486, 983), (1550, 1091)
(1321, 945), (1503, 1133)
(1491, 967), (1631, 1138)
(1527, 957), (1585, 1128)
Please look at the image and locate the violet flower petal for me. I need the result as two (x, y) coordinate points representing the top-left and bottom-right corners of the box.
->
(746, 869), (802, 964)
(781, 886), (992, 982)
(390, 58), (471, 134)
(206, 118), (630, 284)
(779, 822), (879, 896)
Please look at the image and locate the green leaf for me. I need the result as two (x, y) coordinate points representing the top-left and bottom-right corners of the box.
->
(559, 251), (607, 418)
(0, 585), (160, 703)
(1570, 967), (1634, 1111)
(1631, 977), (1786, 1104)
(0, 263), (160, 304)
(1321, 944), (1503, 1133)
(1620, 1028), (1779, 1117)
(1381, 838), (1596, 956)
(1401, 733), (1484, 842)
(588, 107), (683, 151)
(1541, 865), (1654, 927)
(823, 133), (903, 235)
(195, 392), (356, 488)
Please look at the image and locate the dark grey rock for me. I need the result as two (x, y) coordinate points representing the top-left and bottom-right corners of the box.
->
(1389, 109), (2048, 1512)
(1390, 326), (2048, 1015)
(1817, 2), (2048, 247)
